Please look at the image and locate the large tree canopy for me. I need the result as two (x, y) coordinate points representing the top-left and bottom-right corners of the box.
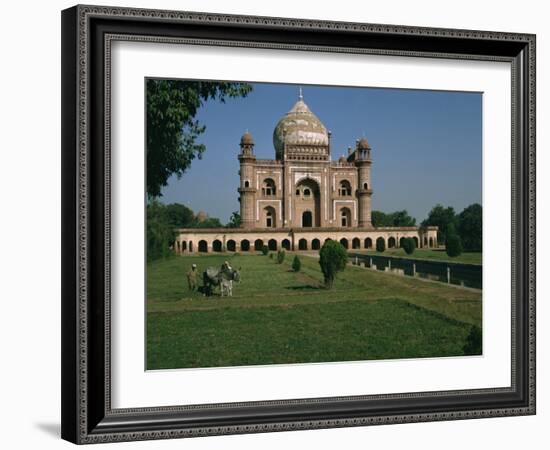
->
(421, 204), (458, 244)
(147, 200), (177, 261)
(420, 203), (482, 251)
(164, 203), (195, 229)
(146, 79), (252, 198)
(371, 210), (416, 227)
(457, 203), (482, 251)
(146, 201), (226, 261)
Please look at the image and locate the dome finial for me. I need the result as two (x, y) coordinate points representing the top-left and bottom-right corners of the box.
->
(298, 86), (303, 101)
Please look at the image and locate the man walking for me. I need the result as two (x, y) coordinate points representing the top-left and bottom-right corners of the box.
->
(186, 263), (198, 291)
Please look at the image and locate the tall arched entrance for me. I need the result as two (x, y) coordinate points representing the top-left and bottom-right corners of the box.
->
(302, 211), (312, 227)
(295, 178), (321, 227)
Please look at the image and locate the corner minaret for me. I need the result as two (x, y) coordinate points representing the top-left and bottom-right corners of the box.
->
(351, 137), (373, 228)
(238, 131), (256, 229)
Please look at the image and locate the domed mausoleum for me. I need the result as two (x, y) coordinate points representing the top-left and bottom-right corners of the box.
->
(239, 90), (372, 229)
(175, 90), (438, 254)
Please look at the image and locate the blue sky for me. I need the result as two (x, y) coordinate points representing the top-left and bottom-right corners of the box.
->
(159, 82), (482, 223)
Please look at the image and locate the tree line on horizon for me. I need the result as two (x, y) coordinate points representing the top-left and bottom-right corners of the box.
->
(372, 203), (482, 254)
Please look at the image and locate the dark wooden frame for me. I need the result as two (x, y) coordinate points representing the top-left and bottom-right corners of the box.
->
(61, 4), (536, 444)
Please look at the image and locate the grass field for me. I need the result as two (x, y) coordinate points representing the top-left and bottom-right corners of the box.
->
(147, 252), (482, 370)
(356, 248), (482, 265)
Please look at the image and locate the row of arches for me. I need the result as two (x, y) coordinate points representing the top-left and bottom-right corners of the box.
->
(176, 235), (431, 253)
(251, 178), (369, 200)
(262, 206), (355, 229)
(178, 238), (293, 253)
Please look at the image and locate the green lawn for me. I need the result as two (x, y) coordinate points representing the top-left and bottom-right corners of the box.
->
(356, 248), (482, 265)
(147, 252), (482, 369)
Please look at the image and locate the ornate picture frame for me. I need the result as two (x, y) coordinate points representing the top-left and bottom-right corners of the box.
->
(61, 5), (536, 444)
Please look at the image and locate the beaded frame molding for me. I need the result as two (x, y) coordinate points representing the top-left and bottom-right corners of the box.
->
(61, 4), (536, 444)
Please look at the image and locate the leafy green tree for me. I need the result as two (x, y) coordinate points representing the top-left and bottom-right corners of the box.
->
(261, 245), (269, 256)
(458, 203), (482, 251)
(422, 204), (458, 244)
(146, 200), (176, 261)
(371, 211), (392, 227)
(463, 325), (482, 355)
(226, 211), (242, 228)
(445, 224), (463, 257)
(319, 240), (348, 289)
(277, 249), (286, 264)
(376, 237), (386, 252)
(292, 255), (301, 272)
(164, 203), (195, 228)
(372, 210), (416, 227)
(402, 237), (416, 255)
(146, 79), (252, 198)
(192, 217), (223, 228)
(391, 210), (416, 227)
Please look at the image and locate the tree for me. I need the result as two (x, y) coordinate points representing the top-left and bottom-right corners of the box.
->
(277, 249), (286, 264)
(226, 211), (241, 228)
(445, 224), (463, 257)
(146, 200), (176, 261)
(372, 210), (416, 227)
(292, 255), (301, 272)
(146, 79), (252, 198)
(458, 203), (482, 251)
(463, 325), (482, 355)
(261, 245), (269, 256)
(391, 210), (416, 227)
(371, 211), (392, 227)
(192, 217), (223, 228)
(376, 237), (386, 252)
(402, 237), (416, 255)
(319, 240), (348, 289)
(164, 203), (195, 228)
(422, 204), (458, 244)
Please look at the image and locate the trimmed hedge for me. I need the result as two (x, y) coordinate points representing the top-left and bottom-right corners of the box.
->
(445, 233), (463, 257)
(376, 237), (386, 252)
(402, 237), (416, 255)
(292, 255), (301, 272)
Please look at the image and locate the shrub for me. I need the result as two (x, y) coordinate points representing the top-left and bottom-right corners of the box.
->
(269, 252), (274, 259)
(261, 245), (269, 255)
(292, 255), (301, 272)
(463, 325), (482, 355)
(376, 237), (386, 252)
(276, 249), (286, 264)
(445, 233), (463, 257)
(319, 240), (348, 289)
(402, 237), (416, 255)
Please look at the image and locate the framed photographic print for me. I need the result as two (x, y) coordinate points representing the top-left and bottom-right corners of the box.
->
(61, 4), (536, 444)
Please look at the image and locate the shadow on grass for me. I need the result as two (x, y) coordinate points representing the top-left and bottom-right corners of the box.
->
(285, 285), (323, 291)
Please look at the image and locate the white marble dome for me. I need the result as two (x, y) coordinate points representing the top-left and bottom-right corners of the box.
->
(273, 95), (329, 159)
